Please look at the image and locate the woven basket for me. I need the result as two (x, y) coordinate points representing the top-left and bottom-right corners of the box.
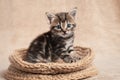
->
(4, 65), (97, 80)
(4, 46), (98, 80)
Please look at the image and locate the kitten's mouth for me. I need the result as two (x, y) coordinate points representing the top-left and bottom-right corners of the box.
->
(62, 31), (68, 35)
(62, 33), (70, 37)
(63, 31), (67, 34)
(62, 32), (67, 35)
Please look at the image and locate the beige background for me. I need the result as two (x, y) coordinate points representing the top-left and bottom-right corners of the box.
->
(0, 0), (120, 80)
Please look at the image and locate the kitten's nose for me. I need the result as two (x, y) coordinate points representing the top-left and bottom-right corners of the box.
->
(63, 31), (66, 34)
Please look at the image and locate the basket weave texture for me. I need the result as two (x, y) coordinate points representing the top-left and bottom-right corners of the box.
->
(4, 46), (98, 80)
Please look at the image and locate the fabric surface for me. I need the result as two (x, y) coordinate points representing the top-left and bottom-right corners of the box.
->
(0, 0), (120, 80)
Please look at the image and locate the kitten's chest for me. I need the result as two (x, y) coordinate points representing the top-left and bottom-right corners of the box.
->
(65, 38), (73, 49)
(51, 36), (74, 50)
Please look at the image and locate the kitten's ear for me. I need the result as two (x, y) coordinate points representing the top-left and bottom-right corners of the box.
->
(69, 7), (77, 18)
(46, 12), (56, 24)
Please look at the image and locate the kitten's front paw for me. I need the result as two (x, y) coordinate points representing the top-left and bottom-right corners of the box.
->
(70, 51), (81, 61)
(63, 56), (78, 63)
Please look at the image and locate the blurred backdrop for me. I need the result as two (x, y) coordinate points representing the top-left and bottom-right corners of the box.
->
(0, 0), (120, 80)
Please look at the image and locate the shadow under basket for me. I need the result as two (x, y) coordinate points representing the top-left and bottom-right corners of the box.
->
(4, 46), (98, 80)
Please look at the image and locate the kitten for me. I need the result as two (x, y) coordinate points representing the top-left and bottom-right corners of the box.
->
(26, 7), (79, 63)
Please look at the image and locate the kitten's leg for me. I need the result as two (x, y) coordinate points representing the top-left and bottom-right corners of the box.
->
(61, 53), (81, 63)
(69, 46), (81, 62)
(61, 46), (81, 63)
(53, 47), (78, 63)
(26, 53), (37, 63)
(68, 46), (74, 53)
(54, 46), (74, 63)
(69, 51), (81, 61)
(26, 36), (47, 63)
(60, 52), (75, 63)
(26, 51), (47, 63)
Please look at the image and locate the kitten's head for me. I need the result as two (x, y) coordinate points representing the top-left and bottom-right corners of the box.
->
(46, 7), (77, 37)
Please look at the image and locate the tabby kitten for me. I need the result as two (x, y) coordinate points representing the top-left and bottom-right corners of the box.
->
(26, 8), (79, 63)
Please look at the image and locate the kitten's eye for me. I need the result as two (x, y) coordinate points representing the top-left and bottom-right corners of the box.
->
(55, 25), (61, 30)
(67, 24), (72, 28)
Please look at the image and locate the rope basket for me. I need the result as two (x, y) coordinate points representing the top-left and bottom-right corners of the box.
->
(4, 46), (98, 80)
